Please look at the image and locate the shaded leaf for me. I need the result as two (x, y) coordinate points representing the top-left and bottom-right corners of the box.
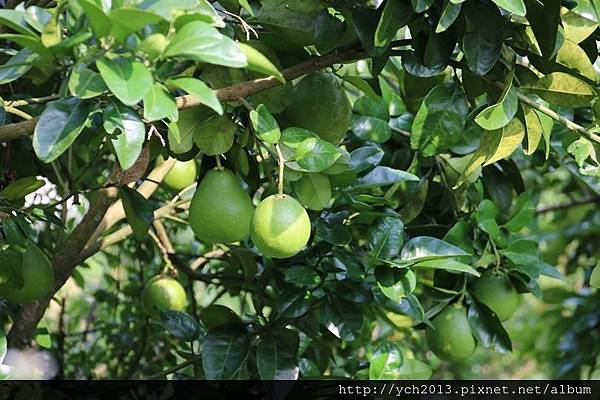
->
(462, 1), (503, 75)
(120, 186), (154, 241)
(160, 310), (201, 341)
(202, 324), (250, 380)
(467, 295), (512, 352)
(369, 217), (404, 258)
(256, 329), (299, 380)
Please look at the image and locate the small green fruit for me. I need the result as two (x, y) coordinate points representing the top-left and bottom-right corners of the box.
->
(158, 156), (198, 191)
(142, 275), (187, 316)
(0, 241), (54, 304)
(189, 168), (254, 243)
(426, 305), (476, 362)
(250, 194), (311, 258)
(284, 72), (352, 144)
(139, 33), (168, 60)
(471, 272), (520, 321)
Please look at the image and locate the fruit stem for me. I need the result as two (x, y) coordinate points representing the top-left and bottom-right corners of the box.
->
(215, 155), (222, 169)
(274, 143), (285, 196)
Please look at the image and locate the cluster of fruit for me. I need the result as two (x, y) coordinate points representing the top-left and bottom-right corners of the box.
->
(426, 273), (520, 362)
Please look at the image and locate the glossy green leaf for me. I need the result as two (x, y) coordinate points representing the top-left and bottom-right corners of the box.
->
(202, 324), (250, 380)
(103, 99), (146, 170)
(369, 217), (404, 258)
(375, 0), (413, 47)
(193, 114), (236, 156)
(24, 6), (52, 33)
(522, 103), (544, 155)
(413, 258), (480, 276)
(295, 173), (331, 211)
(96, 57), (153, 106)
(164, 21), (247, 68)
(201, 305), (240, 331)
(322, 298), (364, 341)
(369, 343), (404, 379)
(276, 287), (311, 318)
(561, 7), (597, 44)
(349, 145), (384, 172)
(492, 0), (526, 16)
(556, 39), (596, 81)
(0, 49), (39, 84)
(238, 43), (284, 82)
(467, 295), (512, 352)
(521, 72), (595, 108)
(281, 128), (318, 149)
(400, 236), (469, 262)
(355, 166), (419, 188)
(590, 263), (600, 289)
(411, 0), (435, 13)
(78, 0), (111, 38)
(351, 115), (391, 143)
(0, 34), (54, 62)
(411, 83), (469, 156)
(462, 1), (503, 75)
(375, 266), (416, 302)
(107, 7), (162, 43)
(250, 104), (280, 144)
(524, 0), (560, 58)
(143, 84), (178, 122)
(0, 9), (37, 36)
(120, 186), (154, 241)
(160, 310), (201, 341)
(436, 1), (461, 33)
(1, 177), (45, 201)
(483, 117), (526, 166)
(295, 137), (342, 172)
(256, 330), (299, 380)
(169, 77), (223, 115)
(33, 98), (91, 163)
(314, 9), (346, 53)
(475, 75), (518, 130)
(68, 67), (108, 99)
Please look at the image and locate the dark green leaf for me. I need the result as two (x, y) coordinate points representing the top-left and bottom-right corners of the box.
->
(193, 114), (236, 156)
(103, 98), (145, 170)
(349, 145), (384, 172)
(375, 266), (416, 302)
(160, 310), (201, 341)
(96, 57), (153, 106)
(351, 115), (391, 143)
(410, 83), (468, 156)
(369, 217), (404, 258)
(33, 97), (91, 163)
(436, 1), (461, 33)
(492, 0), (526, 16)
(322, 298), (364, 341)
(400, 236), (469, 262)
(375, 0), (413, 47)
(120, 186), (154, 241)
(0, 49), (39, 84)
(355, 166), (419, 188)
(68, 67), (108, 99)
(505, 193), (534, 232)
(256, 329), (299, 380)
(462, 1), (503, 75)
(314, 9), (346, 53)
(1, 177), (45, 201)
(411, 0), (435, 13)
(277, 287), (311, 318)
(201, 305), (240, 331)
(202, 324), (250, 380)
(524, 0), (560, 58)
(284, 265), (321, 287)
(467, 295), (512, 352)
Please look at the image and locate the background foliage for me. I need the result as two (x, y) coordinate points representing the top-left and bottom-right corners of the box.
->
(0, 0), (599, 380)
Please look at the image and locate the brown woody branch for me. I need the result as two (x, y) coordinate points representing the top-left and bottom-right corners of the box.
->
(0, 46), (366, 142)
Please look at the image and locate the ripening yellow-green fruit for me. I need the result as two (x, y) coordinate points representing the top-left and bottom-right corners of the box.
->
(157, 156), (198, 191)
(425, 304), (476, 362)
(250, 194), (311, 258)
(142, 275), (187, 316)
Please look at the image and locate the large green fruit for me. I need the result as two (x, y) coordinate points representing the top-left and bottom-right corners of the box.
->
(471, 272), (520, 321)
(284, 72), (352, 143)
(250, 194), (311, 258)
(426, 305), (476, 362)
(158, 156), (198, 191)
(0, 241), (54, 304)
(142, 275), (187, 316)
(189, 167), (254, 243)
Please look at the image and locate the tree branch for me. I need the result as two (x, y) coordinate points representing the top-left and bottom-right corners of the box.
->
(0, 46), (366, 142)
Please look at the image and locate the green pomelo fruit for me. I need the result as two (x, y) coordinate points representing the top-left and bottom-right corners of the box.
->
(471, 272), (520, 321)
(250, 194), (311, 258)
(158, 156), (198, 191)
(284, 72), (352, 143)
(142, 275), (187, 316)
(0, 241), (54, 304)
(139, 33), (168, 60)
(425, 304), (476, 362)
(189, 168), (254, 243)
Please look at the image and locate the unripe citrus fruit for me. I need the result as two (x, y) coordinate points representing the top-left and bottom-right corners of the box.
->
(426, 304), (476, 362)
(157, 156), (198, 191)
(189, 167), (254, 243)
(250, 194), (311, 258)
(0, 241), (54, 304)
(139, 33), (168, 60)
(284, 72), (351, 144)
(142, 275), (187, 316)
(471, 272), (519, 321)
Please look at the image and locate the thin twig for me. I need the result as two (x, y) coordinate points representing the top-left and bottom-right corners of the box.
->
(536, 196), (600, 214)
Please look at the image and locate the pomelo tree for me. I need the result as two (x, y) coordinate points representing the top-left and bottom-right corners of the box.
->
(0, 0), (599, 380)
